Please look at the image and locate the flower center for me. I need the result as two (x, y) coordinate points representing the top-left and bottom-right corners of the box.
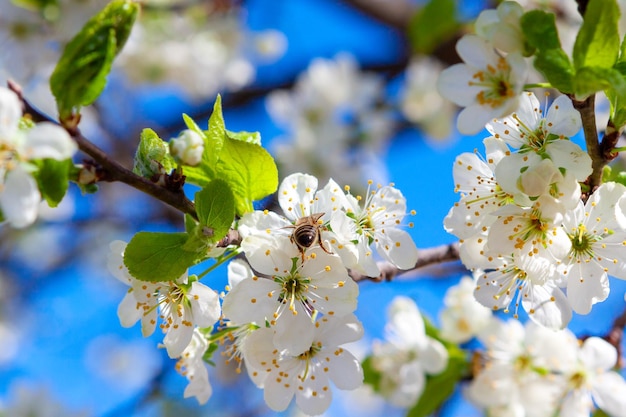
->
(470, 57), (515, 109)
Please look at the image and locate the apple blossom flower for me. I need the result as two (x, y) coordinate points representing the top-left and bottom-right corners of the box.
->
(474, 252), (572, 330)
(243, 314), (364, 416)
(370, 296), (448, 407)
(560, 182), (626, 314)
(559, 337), (626, 417)
(330, 181), (419, 277)
(437, 35), (527, 135)
(475, 1), (525, 53)
(439, 276), (493, 343)
(222, 244), (358, 355)
(0, 86), (76, 228)
(107, 240), (221, 358)
(488, 92), (591, 206)
(444, 136), (514, 240)
(468, 319), (578, 417)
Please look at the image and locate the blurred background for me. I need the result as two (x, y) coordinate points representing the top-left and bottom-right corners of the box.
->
(1, 0), (626, 416)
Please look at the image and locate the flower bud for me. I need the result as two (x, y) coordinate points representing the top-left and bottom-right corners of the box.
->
(170, 130), (204, 166)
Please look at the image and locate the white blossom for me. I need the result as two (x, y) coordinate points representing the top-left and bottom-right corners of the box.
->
(560, 182), (626, 314)
(437, 35), (527, 135)
(107, 240), (221, 358)
(370, 296), (448, 407)
(0, 86), (76, 228)
(439, 276), (493, 343)
(222, 245), (358, 355)
(243, 314), (364, 416)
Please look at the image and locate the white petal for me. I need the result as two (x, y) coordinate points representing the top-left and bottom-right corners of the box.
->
(565, 262), (609, 315)
(580, 337), (617, 370)
(326, 349), (363, 390)
(457, 105), (491, 135)
(273, 310), (315, 355)
(420, 338), (449, 375)
(263, 370), (296, 412)
(0, 165), (40, 228)
(545, 95), (581, 137)
(188, 282), (221, 327)
(23, 122), (76, 160)
(222, 277), (278, 325)
(317, 314), (364, 347)
(0, 87), (21, 138)
(375, 228), (418, 270)
(295, 363), (333, 415)
(163, 319), (195, 358)
(522, 283), (572, 330)
(437, 64), (482, 106)
(278, 172), (318, 220)
(117, 291), (142, 328)
(546, 140), (592, 180)
(592, 372), (626, 417)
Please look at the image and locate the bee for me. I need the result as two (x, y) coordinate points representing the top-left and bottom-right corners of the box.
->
(289, 212), (333, 259)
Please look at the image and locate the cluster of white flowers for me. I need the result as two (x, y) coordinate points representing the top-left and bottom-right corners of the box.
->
(220, 172), (418, 414)
(107, 172), (419, 413)
(0, 86), (76, 228)
(267, 54), (393, 186)
(369, 296), (449, 408)
(444, 90), (626, 329)
(107, 240), (221, 404)
(469, 319), (626, 417)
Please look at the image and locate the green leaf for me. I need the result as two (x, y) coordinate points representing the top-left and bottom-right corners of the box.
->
(227, 129), (262, 145)
(521, 10), (575, 93)
(521, 10), (562, 50)
(407, 0), (459, 54)
(49, 0), (139, 123)
(217, 137), (278, 215)
(181, 97), (278, 213)
(195, 179), (235, 242)
(32, 158), (72, 207)
(573, 0), (620, 70)
(574, 66), (621, 99)
(133, 128), (176, 178)
(124, 232), (202, 282)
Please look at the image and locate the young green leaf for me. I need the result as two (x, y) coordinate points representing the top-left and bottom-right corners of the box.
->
(521, 10), (575, 93)
(407, 0), (459, 54)
(124, 232), (202, 282)
(216, 137), (278, 215)
(133, 128), (176, 178)
(49, 0), (139, 123)
(194, 178), (236, 243)
(572, 0), (620, 70)
(32, 158), (73, 207)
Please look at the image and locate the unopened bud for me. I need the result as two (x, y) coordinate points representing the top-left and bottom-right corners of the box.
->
(170, 130), (204, 166)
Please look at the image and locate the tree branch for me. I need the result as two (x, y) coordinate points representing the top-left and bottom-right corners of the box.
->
(8, 80), (198, 220)
(571, 94), (604, 194)
(349, 241), (461, 282)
